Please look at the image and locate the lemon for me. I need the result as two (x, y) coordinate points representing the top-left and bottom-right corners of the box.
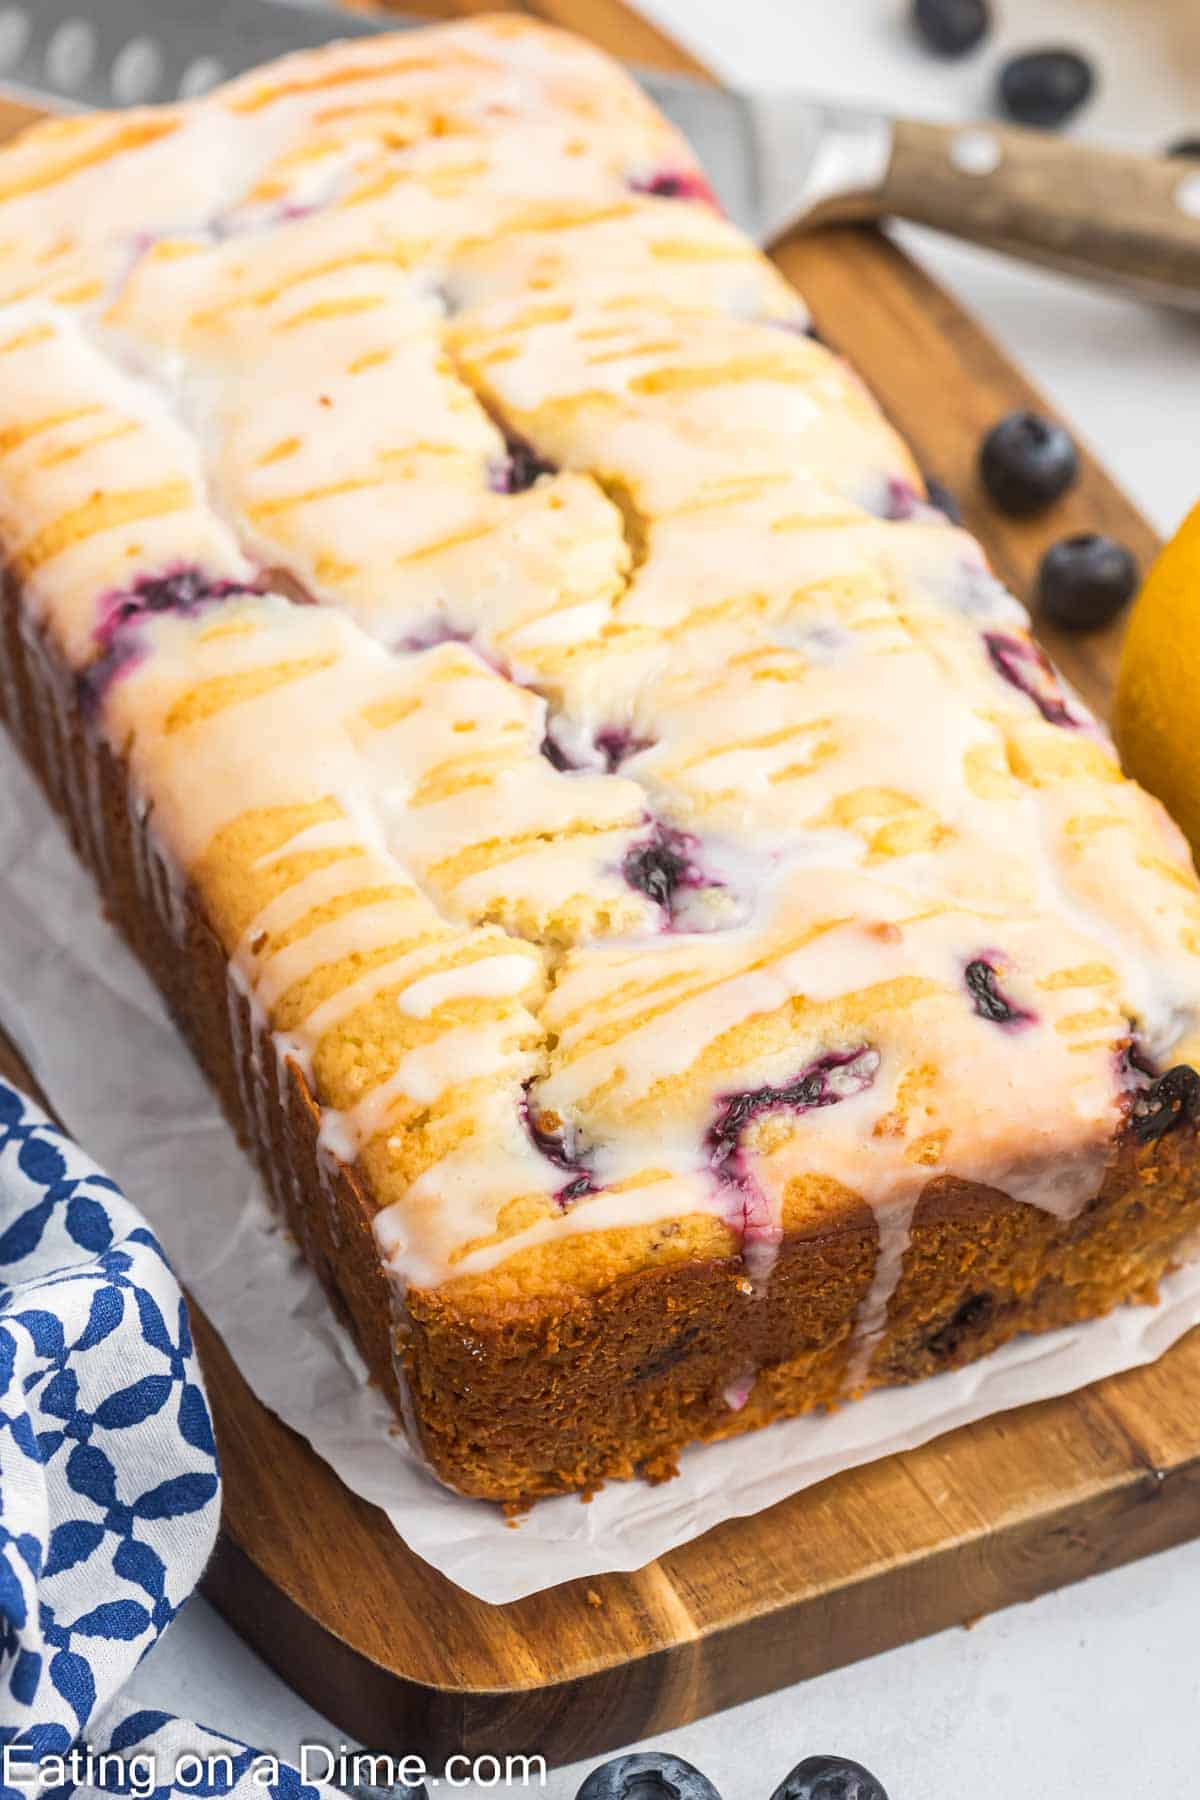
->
(1114, 501), (1200, 857)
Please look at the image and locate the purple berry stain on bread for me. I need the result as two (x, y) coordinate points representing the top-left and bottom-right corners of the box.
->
(595, 725), (654, 771)
(84, 565), (250, 711)
(541, 722), (655, 773)
(707, 1048), (880, 1179)
(628, 167), (720, 209)
(706, 1048), (879, 1274)
(983, 630), (1081, 728)
(97, 566), (236, 634)
(881, 476), (925, 521)
(879, 474), (964, 524)
(396, 617), (473, 654)
(520, 1086), (595, 1207)
(539, 730), (576, 771)
(490, 433), (556, 494)
(555, 1174), (594, 1203)
(623, 825), (701, 913)
(768, 314), (821, 341)
(964, 957), (1036, 1028)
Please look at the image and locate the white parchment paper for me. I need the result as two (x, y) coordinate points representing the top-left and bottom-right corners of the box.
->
(2, 733), (1199, 1605)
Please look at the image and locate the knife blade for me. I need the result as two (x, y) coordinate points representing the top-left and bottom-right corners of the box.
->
(1, 0), (1197, 304)
(0, 0), (891, 246)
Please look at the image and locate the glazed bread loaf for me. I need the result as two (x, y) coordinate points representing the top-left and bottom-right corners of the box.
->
(2, 17), (1200, 1503)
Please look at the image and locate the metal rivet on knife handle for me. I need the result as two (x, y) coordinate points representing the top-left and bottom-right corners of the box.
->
(949, 129), (1001, 177)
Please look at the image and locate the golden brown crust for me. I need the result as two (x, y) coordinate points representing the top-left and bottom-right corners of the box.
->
(5, 569), (1200, 1504)
(405, 1145), (1200, 1501)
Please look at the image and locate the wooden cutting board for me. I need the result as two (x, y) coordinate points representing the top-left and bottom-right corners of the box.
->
(2, 0), (1198, 1772)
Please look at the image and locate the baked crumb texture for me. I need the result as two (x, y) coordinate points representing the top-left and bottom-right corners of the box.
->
(2, 17), (1200, 1502)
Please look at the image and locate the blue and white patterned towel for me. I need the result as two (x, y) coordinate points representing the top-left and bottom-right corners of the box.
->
(0, 1079), (339, 1800)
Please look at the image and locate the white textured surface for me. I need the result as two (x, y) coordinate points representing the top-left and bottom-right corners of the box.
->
(100, 1), (1200, 1793)
(141, 1536), (1200, 1798)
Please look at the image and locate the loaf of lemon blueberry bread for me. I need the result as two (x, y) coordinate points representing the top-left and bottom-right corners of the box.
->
(2, 16), (1200, 1502)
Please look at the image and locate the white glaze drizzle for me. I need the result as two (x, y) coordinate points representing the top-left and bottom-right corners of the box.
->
(319, 1020), (523, 1163)
(396, 954), (538, 1018)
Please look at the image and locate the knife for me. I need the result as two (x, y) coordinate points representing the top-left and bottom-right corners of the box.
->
(2, 0), (1198, 306)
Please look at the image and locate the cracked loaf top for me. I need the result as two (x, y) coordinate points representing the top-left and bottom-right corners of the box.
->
(2, 17), (1200, 1336)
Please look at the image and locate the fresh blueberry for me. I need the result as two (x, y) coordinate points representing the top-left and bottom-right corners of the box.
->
(1129, 1065), (1200, 1144)
(1167, 136), (1200, 160)
(912, 0), (990, 57)
(979, 411), (1078, 515)
(924, 475), (962, 524)
(997, 49), (1095, 128)
(770, 1755), (889, 1800)
(1036, 533), (1139, 630)
(575, 1751), (722, 1800)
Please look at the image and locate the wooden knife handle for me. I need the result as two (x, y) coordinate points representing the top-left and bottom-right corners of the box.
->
(879, 117), (1200, 306)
